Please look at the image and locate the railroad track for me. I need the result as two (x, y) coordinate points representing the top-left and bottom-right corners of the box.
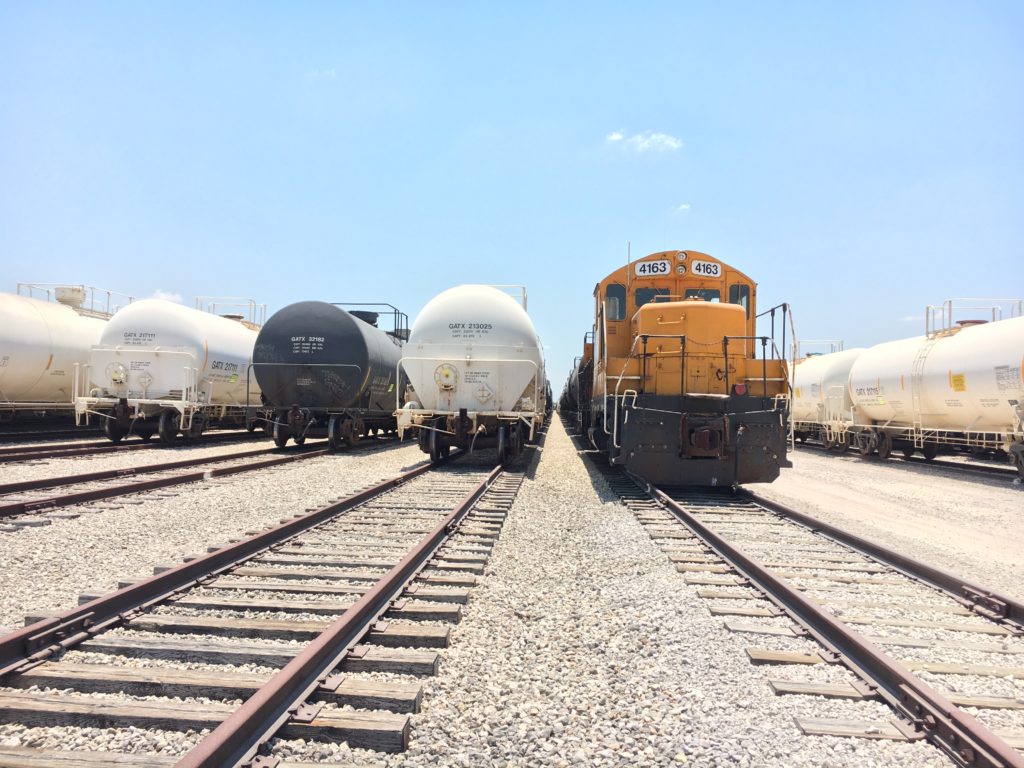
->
(795, 442), (1021, 482)
(577, 448), (1024, 766)
(0, 427), (101, 443)
(0, 455), (523, 765)
(0, 438), (405, 529)
(0, 430), (266, 464)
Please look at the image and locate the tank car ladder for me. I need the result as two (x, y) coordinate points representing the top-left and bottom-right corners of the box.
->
(909, 335), (940, 449)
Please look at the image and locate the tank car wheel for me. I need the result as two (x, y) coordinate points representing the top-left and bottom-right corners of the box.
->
(273, 418), (291, 448)
(834, 433), (848, 452)
(158, 410), (180, 445)
(328, 416), (343, 450)
(496, 426), (509, 465)
(340, 419), (359, 448)
(428, 428), (441, 462)
(103, 411), (125, 444)
(901, 445), (915, 459)
(184, 415), (206, 443)
(856, 431), (874, 457)
(922, 442), (939, 461)
(876, 431), (893, 460)
(822, 432), (836, 450)
(138, 430), (154, 443)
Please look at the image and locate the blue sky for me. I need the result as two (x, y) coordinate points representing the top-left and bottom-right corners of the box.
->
(1, 2), (1021, 380)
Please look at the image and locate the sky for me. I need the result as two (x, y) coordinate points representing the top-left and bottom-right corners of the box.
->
(1, 1), (1022, 381)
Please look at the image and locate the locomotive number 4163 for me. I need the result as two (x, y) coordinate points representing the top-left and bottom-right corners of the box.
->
(690, 260), (721, 277)
(635, 259), (671, 277)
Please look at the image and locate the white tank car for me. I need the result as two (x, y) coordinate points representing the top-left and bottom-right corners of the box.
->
(396, 284), (546, 464)
(76, 299), (263, 443)
(846, 314), (1024, 467)
(791, 348), (866, 445)
(0, 291), (107, 412)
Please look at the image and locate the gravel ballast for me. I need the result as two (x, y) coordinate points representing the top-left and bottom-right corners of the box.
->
(0, 440), (427, 633)
(1, 421), (1019, 765)
(271, 420), (950, 767)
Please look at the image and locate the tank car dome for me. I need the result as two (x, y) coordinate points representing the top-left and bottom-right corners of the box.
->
(408, 285), (541, 348)
(100, 298), (248, 349)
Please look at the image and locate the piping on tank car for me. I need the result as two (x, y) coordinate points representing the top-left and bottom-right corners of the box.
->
(0, 286), (122, 416)
(74, 298), (265, 444)
(251, 301), (411, 449)
(395, 284), (547, 465)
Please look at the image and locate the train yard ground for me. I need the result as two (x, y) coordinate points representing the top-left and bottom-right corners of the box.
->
(0, 421), (1020, 766)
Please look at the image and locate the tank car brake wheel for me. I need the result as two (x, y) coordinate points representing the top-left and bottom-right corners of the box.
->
(922, 442), (939, 461)
(876, 431), (893, 460)
(158, 410), (180, 445)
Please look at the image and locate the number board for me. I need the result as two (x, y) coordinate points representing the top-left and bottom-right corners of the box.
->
(690, 260), (721, 278)
(634, 259), (671, 278)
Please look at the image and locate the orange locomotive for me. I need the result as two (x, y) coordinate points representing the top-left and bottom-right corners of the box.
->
(567, 249), (792, 486)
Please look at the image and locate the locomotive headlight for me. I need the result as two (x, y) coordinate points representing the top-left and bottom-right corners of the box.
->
(677, 251), (687, 260)
(106, 363), (128, 385)
(434, 363), (459, 392)
(677, 265), (687, 275)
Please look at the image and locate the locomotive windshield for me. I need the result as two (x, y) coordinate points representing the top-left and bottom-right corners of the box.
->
(635, 287), (670, 307)
(683, 288), (720, 302)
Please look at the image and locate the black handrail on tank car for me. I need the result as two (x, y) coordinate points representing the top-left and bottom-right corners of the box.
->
(333, 303), (409, 342)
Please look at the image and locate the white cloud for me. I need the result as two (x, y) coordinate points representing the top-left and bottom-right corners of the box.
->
(676, 203), (691, 212)
(607, 130), (683, 152)
(151, 289), (183, 304)
(899, 315), (923, 323)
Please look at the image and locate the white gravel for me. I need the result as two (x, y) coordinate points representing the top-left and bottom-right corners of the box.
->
(755, 448), (1024, 598)
(0, 440), (428, 633)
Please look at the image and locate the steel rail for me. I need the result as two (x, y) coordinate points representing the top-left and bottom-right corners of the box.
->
(0, 456), (444, 679)
(638, 479), (1024, 768)
(0, 445), (296, 495)
(0, 440), (115, 457)
(0, 447), (334, 520)
(794, 443), (1019, 480)
(741, 488), (1024, 627)
(176, 463), (504, 768)
(0, 430), (265, 463)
